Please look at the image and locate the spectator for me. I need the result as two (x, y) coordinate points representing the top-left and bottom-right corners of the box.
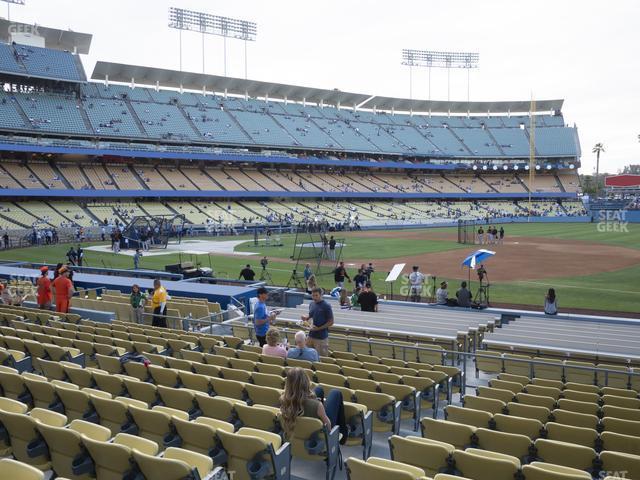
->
(408, 265), (425, 302)
(66, 246), (77, 266)
(328, 236), (337, 260)
(76, 245), (84, 267)
(303, 263), (312, 282)
(262, 328), (287, 359)
(338, 288), (350, 309)
(280, 368), (348, 444)
(2, 232), (8, 249)
(239, 264), (256, 281)
(133, 249), (142, 270)
(350, 287), (361, 308)
(353, 269), (367, 289)
(301, 287), (334, 357)
(253, 286), (277, 346)
(130, 284), (146, 324)
(287, 331), (319, 362)
(436, 281), (455, 306)
(260, 256), (268, 271)
(333, 261), (351, 289)
(306, 273), (317, 294)
(151, 279), (168, 328)
(544, 288), (558, 315)
(456, 281), (472, 308)
(499, 226), (505, 244)
(52, 266), (73, 313)
(358, 282), (378, 312)
(36, 266), (52, 310)
(365, 262), (375, 281)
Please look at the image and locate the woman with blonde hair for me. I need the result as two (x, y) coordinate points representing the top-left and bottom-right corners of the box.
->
(279, 367), (347, 443)
(261, 327), (287, 359)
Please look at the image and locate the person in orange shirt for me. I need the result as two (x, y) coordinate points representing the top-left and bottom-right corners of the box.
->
(151, 279), (168, 328)
(52, 266), (74, 313)
(36, 266), (52, 310)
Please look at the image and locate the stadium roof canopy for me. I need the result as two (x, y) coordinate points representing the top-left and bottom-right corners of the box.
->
(0, 19), (92, 54)
(92, 61), (563, 114)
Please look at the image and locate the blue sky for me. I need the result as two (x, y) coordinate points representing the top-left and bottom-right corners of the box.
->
(5, 0), (639, 173)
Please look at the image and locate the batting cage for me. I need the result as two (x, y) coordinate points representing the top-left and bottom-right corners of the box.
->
(121, 214), (186, 250)
(288, 227), (345, 285)
(457, 219), (478, 245)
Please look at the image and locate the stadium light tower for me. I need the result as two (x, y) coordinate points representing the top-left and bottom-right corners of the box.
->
(402, 49), (479, 102)
(168, 7), (257, 78)
(1, 0), (25, 21)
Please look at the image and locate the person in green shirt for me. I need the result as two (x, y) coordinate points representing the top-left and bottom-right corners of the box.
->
(130, 284), (147, 324)
(350, 287), (361, 309)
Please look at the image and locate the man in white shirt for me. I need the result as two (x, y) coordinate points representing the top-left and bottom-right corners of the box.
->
(408, 265), (425, 302)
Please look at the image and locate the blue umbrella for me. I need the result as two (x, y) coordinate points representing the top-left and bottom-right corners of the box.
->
(462, 249), (496, 294)
(462, 249), (496, 270)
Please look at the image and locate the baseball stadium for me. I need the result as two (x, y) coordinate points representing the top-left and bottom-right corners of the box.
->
(0, 2), (638, 480)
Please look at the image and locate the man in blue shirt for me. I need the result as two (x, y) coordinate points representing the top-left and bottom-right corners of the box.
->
(301, 287), (333, 357)
(253, 287), (277, 346)
(286, 330), (319, 362)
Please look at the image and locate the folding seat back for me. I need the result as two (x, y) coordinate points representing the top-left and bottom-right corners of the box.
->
(493, 413), (543, 439)
(600, 451), (640, 480)
(557, 398), (600, 416)
(601, 431), (640, 455)
(132, 447), (216, 480)
(148, 365), (181, 388)
(218, 427), (290, 480)
(211, 377), (247, 401)
(179, 371), (212, 394)
(534, 438), (597, 471)
(389, 435), (454, 477)
(601, 416), (640, 437)
(551, 409), (599, 430)
(91, 396), (139, 436)
(252, 372), (285, 389)
(346, 457), (428, 480)
(83, 432), (157, 480)
(421, 418), (476, 450)
(229, 357), (257, 372)
(515, 392), (556, 410)
(348, 377), (379, 392)
(180, 349), (205, 363)
(475, 426), (533, 462)
(128, 405), (178, 450)
(451, 449), (520, 480)
(445, 405), (492, 428)
(245, 383), (282, 408)
(235, 403), (280, 433)
(525, 384), (562, 400)
(521, 461), (592, 480)
(602, 404), (640, 422)
(123, 378), (158, 406)
(0, 408), (67, 470)
(95, 354), (123, 375)
(600, 386), (636, 398)
(220, 366), (253, 383)
(477, 386), (513, 404)
(564, 382), (599, 394)
(378, 382), (419, 426)
(38, 420), (111, 480)
(603, 394), (640, 409)
(157, 385), (199, 418)
(192, 362), (221, 378)
(506, 402), (551, 424)
(23, 377), (63, 413)
(0, 458), (46, 479)
(195, 394), (239, 425)
(564, 361), (596, 386)
(289, 416), (340, 480)
(122, 361), (150, 382)
(38, 359), (67, 382)
(503, 354), (533, 377)
(545, 422), (598, 449)
(165, 357), (193, 372)
(354, 390), (400, 434)
(0, 371), (29, 402)
(55, 385), (95, 422)
(533, 358), (564, 381)
(562, 389), (600, 404)
(464, 395), (505, 415)
(315, 371), (348, 387)
(173, 416), (232, 458)
(0, 397), (28, 456)
(489, 379), (522, 394)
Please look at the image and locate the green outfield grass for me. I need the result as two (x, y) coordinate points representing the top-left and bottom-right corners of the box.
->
(1, 223), (638, 314)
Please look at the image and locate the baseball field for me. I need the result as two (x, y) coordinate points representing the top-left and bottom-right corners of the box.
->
(1, 222), (638, 315)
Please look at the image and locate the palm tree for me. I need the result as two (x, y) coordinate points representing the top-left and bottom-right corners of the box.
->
(592, 143), (605, 198)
